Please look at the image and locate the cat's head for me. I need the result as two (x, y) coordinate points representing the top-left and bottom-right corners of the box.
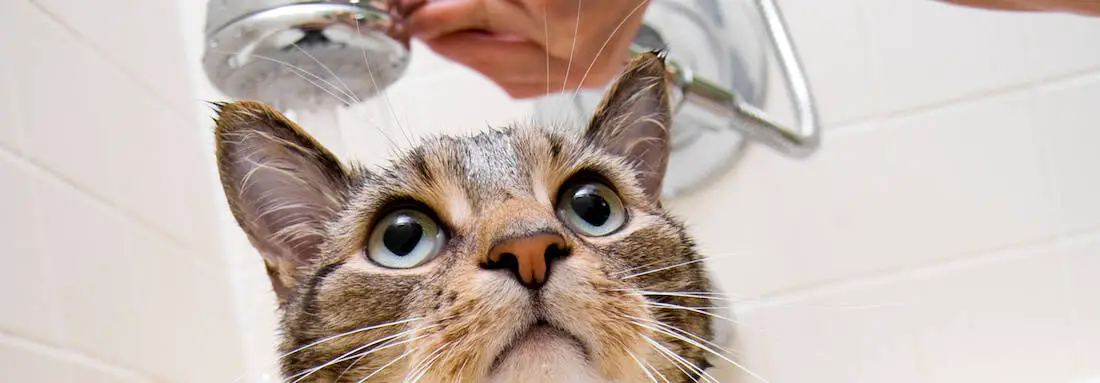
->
(214, 53), (718, 382)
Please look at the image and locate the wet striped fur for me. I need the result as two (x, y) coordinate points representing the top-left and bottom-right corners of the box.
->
(214, 53), (719, 382)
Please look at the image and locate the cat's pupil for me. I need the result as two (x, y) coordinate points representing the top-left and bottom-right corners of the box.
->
(383, 215), (423, 256)
(571, 186), (611, 226)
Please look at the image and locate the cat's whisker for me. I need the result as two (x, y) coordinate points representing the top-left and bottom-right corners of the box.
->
(615, 254), (732, 279)
(630, 317), (770, 383)
(353, 15), (413, 147)
(657, 300), (882, 371)
(560, 0), (583, 94)
(335, 325), (428, 382)
(292, 43), (361, 103)
(567, 0), (651, 100)
(335, 345), (390, 381)
(642, 335), (720, 383)
(644, 301), (737, 324)
(287, 333), (415, 382)
(629, 288), (906, 311)
(402, 342), (451, 383)
(229, 318), (423, 383)
(630, 315), (738, 357)
(650, 350), (699, 383)
(620, 258), (708, 279)
(642, 336), (704, 380)
(400, 346), (437, 383)
(621, 290), (733, 301)
(280, 317), (423, 360)
(542, 1), (551, 96)
(615, 259), (666, 278)
(642, 295), (865, 362)
(650, 348), (702, 383)
(644, 357), (671, 383)
(456, 356), (471, 382)
(626, 349), (662, 383)
(288, 330), (431, 383)
(279, 66), (357, 107)
(207, 50), (407, 150)
(354, 347), (413, 383)
(647, 302), (732, 310)
(207, 50), (358, 105)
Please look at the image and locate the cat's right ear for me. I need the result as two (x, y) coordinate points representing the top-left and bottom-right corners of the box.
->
(213, 101), (352, 301)
(585, 52), (672, 203)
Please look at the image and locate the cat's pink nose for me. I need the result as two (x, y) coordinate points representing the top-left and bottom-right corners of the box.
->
(484, 233), (569, 289)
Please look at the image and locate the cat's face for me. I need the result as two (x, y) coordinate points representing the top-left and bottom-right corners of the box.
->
(215, 53), (718, 382)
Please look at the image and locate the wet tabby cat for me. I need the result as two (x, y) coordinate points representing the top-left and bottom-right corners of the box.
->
(214, 52), (726, 382)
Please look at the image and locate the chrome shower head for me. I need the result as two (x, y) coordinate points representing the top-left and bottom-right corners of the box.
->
(202, 0), (410, 111)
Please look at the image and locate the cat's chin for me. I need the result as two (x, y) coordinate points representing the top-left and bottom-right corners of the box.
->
(486, 325), (610, 383)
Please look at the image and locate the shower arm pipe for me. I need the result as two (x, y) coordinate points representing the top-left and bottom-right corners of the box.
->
(656, 0), (820, 158)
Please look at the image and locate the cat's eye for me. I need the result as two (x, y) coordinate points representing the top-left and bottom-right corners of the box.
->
(556, 182), (627, 237)
(367, 209), (446, 268)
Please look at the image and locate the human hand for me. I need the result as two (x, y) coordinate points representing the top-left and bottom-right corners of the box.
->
(401, 0), (652, 98)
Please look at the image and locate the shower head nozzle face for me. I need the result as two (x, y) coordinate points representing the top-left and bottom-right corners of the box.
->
(203, 2), (410, 111)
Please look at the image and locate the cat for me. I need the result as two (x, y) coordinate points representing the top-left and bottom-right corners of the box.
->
(213, 52), (725, 383)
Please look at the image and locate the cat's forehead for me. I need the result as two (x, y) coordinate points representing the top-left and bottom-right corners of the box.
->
(403, 127), (565, 198)
(450, 130), (523, 193)
(355, 126), (636, 226)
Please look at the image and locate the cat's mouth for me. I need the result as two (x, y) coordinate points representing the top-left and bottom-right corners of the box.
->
(488, 320), (589, 373)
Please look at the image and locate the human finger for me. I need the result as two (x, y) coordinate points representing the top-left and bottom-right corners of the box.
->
(423, 31), (627, 96)
(405, 0), (543, 42)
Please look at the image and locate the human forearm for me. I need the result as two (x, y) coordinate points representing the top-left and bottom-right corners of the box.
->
(937, 0), (1100, 15)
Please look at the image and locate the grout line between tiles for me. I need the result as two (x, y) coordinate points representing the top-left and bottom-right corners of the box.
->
(1032, 69), (1100, 92)
(0, 329), (155, 382)
(1056, 225), (1100, 247)
(0, 141), (212, 262)
(24, 0), (199, 127)
(827, 65), (1100, 138)
(735, 227), (1100, 312)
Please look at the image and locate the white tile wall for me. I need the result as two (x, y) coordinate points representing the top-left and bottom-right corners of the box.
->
(129, 228), (244, 382)
(861, 0), (1042, 113)
(685, 1), (1100, 381)
(4, 0), (1095, 381)
(0, 44), (19, 150)
(0, 152), (64, 345)
(720, 241), (1081, 383)
(0, 0), (246, 381)
(1034, 74), (1100, 234)
(718, 274), (924, 383)
(670, 87), (1061, 296)
(8, 0), (118, 200)
(34, 171), (145, 370)
(776, 0), (878, 126)
(0, 333), (147, 383)
(913, 248), (1077, 383)
(1063, 234), (1100, 377)
(31, 0), (197, 120)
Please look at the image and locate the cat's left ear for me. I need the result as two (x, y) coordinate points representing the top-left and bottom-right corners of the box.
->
(586, 51), (672, 202)
(213, 101), (353, 301)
